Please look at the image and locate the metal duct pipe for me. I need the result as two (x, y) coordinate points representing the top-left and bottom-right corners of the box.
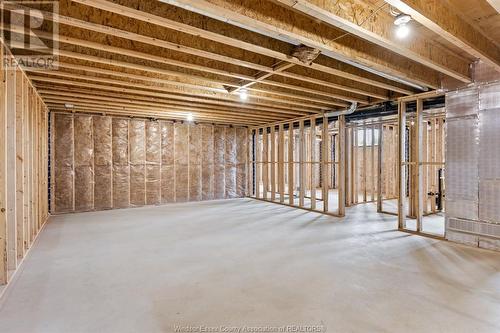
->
(324, 102), (358, 117)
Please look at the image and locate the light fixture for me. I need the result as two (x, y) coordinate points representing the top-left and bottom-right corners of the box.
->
(64, 103), (74, 109)
(394, 13), (411, 26)
(186, 113), (194, 122)
(396, 23), (410, 39)
(239, 88), (248, 101)
(394, 13), (411, 39)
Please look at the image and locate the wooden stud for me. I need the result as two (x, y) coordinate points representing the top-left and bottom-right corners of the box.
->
(398, 101), (407, 229)
(310, 117), (316, 210)
(338, 115), (346, 216)
(288, 122), (294, 206)
(278, 124), (285, 203)
(322, 115), (329, 212)
(299, 120), (305, 207)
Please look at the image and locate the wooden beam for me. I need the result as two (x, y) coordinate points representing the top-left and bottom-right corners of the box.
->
(5, 25), (380, 103)
(29, 75), (311, 116)
(25, 68), (329, 112)
(38, 89), (285, 120)
(386, 0), (500, 73)
(48, 61), (347, 108)
(42, 97), (277, 123)
(275, 0), (471, 82)
(164, 0), (441, 88)
(70, 0), (412, 94)
(485, 0), (500, 13)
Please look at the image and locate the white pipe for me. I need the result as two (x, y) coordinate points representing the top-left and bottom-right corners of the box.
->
(324, 102), (358, 117)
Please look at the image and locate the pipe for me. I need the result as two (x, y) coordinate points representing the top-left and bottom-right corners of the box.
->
(324, 102), (358, 117)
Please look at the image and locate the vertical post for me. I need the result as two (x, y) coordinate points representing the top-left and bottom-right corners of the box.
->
(338, 115), (346, 216)
(345, 127), (351, 207)
(398, 101), (407, 229)
(371, 121), (375, 202)
(430, 119), (436, 212)
(362, 121), (367, 202)
(278, 124), (285, 203)
(288, 122), (294, 205)
(15, 70), (25, 260)
(415, 99), (424, 231)
(6, 67), (17, 270)
(262, 127), (268, 200)
(322, 115), (329, 212)
(299, 120), (305, 207)
(248, 129), (254, 197)
(377, 123), (383, 212)
(310, 116), (316, 210)
(0, 45), (7, 285)
(353, 126), (358, 204)
(270, 125), (275, 201)
(255, 128), (261, 199)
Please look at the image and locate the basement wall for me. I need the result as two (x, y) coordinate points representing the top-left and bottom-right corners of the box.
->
(51, 113), (248, 214)
(445, 62), (500, 251)
(0, 44), (49, 286)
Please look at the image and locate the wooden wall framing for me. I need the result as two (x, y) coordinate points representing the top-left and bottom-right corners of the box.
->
(0, 43), (49, 286)
(249, 115), (346, 217)
(396, 93), (446, 236)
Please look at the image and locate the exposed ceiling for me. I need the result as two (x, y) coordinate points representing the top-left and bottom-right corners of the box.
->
(1, 0), (499, 125)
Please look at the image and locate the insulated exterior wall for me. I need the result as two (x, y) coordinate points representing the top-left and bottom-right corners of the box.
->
(53, 114), (74, 213)
(74, 116), (94, 211)
(93, 116), (112, 210)
(51, 114), (248, 213)
(146, 121), (161, 205)
(161, 121), (175, 203)
(445, 75), (500, 251)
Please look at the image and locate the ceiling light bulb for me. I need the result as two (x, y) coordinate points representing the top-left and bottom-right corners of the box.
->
(64, 103), (74, 109)
(396, 23), (410, 39)
(239, 89), (248, 101)
(186, 113), (194, 122)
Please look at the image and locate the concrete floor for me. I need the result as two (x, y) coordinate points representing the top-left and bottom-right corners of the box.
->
(0, 199), (499, 333)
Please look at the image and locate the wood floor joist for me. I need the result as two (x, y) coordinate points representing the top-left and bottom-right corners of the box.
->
(70, 0), (414, 94)
(1, 0), (493, 125)
(27, 72), (319, 114)
(30, 78), (311, 117)
(35, 87), (296, 119)
(274, 0), (472, 82)
(159, 0), (443, 89)
(5, 26), (375, 105)
(386, 0), (500, 73)
(41, 95), (284, 122)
